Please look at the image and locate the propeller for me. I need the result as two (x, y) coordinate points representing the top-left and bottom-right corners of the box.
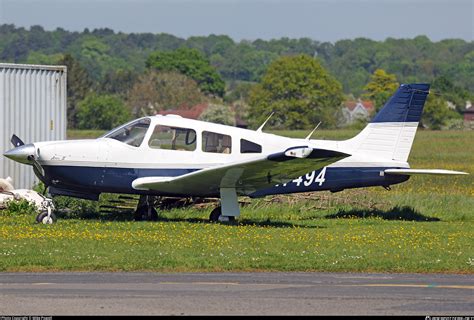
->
(11, 134), (25, 147)
(5, 135), (45, 178)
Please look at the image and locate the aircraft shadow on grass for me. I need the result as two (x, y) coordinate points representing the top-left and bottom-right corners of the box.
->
(56, 208), (326, 228)
(325, 205), (440, 222)
(56, 205), (439, 226)
(156, 216), (326, 229)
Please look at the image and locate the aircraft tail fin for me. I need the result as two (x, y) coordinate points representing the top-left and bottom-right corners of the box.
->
(345, 83), (430, 162)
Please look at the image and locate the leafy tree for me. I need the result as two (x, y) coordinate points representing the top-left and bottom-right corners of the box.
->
(28, 25), (54, 52)
(186, 34), (234, 56)
(436, 50), (474, 99)
(422, 95), (460, 130)
(248, 55), (344, 129)
(100, 69), (138, 98)
(26, 52), (63, 65)
(432, 76), (473, 112)
(216, 43), (279, 81)
(1, 23), (473, 121)
(126, 72), (159, 117)
(146, 47), (225, 97)
(71, 36), (131, 82)
(0, 28), (29, 62)
(57, 54), (93, 128)
(224, 81), (255, 103)
(199, 104), (236, 126)
(362, 69), (399, 111)
(127, 71), (207, 117)
(77, 94), (131, 130)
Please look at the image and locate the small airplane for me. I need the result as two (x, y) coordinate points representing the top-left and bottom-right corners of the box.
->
(3, 83), (468, 223)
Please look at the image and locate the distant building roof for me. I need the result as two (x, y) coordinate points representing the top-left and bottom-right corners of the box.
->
(344, 99), (375, 113)
(340, 99), (375, 125)
(464, 101), (474, 114)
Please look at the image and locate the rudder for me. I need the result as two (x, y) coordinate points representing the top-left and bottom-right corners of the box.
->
(345, 83), (430, 162)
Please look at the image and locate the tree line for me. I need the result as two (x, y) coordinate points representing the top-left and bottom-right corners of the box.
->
(0, 24), (472, 130)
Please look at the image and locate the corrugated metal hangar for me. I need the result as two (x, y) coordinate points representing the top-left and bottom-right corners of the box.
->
(0, 63), (67, 189)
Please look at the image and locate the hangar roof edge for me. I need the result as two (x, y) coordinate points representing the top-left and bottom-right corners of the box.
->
(0, 63), (67, 72)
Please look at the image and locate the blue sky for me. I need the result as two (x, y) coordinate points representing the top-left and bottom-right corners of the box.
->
(0, 0), (472, 42)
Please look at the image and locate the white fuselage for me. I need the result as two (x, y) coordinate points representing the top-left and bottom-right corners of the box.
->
(34, 115), (408, 171)
(5, 115), (411, 199)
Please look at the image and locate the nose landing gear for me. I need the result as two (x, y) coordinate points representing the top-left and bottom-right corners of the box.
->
(35, 199), (56, 224)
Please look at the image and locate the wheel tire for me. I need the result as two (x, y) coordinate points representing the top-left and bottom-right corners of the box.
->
(209, 207), (222, 222)
(36, 211), (56, 224)
(134, 206), (158, 221)
(147, 207), (158, 221)
(134, 206), (145, 221)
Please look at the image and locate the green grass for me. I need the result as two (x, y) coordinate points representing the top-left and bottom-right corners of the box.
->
(1, 129), (472, 273)
(0, 209), (472, 273)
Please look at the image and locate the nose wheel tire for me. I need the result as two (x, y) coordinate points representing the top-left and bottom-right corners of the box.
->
(36, 211), (56, 224)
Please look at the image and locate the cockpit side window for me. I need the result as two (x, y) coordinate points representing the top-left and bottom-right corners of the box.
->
(103, 118), (151, 147)
(148, 125), (196, 151)
(202, 131), (232, 154)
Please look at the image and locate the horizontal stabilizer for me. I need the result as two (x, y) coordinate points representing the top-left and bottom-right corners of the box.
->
(385, 169), (468, 176)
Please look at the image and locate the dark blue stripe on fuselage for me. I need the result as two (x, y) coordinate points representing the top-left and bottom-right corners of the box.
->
(250, 167), (409, 197)
(42, 165), (200, 195)
(41, 164), (409, 198)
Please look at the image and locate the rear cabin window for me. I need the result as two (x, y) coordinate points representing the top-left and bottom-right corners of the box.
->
(240, 139), (262, 153)
(202, 131), (232, 154)
(148, 125), (196, 151)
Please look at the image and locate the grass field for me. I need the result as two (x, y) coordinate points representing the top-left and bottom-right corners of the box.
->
(0, 129), (473, 273)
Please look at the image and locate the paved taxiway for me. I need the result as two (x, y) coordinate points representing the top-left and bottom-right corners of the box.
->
(0, 272), (472, 315)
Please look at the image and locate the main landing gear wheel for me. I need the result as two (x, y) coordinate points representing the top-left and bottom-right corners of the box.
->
(134, 205), (158, 221)
(134, 195), (158, 221)
(209, 206), (235, 223)
(209, 206), (221, 222)
(36, 211), (56, 224)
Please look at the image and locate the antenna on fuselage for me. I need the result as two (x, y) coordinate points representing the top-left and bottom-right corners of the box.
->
(256, 112), (275, 133)
(305, 121), (322, 140)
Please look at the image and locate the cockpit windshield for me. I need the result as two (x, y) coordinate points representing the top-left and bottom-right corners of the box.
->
(102, 118), (151, 147)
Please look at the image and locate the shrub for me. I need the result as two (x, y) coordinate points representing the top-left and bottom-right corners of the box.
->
(2, 199), (39, 216)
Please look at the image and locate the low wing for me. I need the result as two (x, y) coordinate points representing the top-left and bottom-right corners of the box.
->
(385, 168), (468, 176)
(132, 146), (349, 196)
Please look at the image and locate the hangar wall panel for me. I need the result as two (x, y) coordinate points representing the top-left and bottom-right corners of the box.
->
(0, 63), (67, 189)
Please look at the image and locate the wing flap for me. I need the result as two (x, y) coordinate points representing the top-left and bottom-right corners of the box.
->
(132, 147), (349, 196)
